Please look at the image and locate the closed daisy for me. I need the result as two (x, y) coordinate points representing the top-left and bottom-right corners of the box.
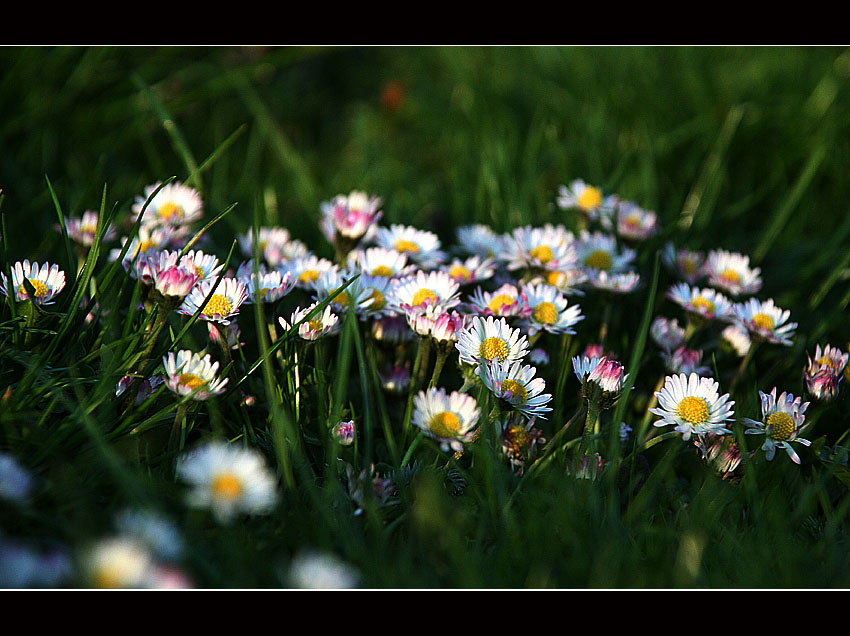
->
(1, 260), (66, 305)
(743, 388), (811, 464)
(667, 283), (733, 322)
(587, 269), (641, 294)
(521, 282), (584, 336)
(176, 441), (279, 523)
(651, 316), (686, 352)
(455, 315), (530, 367)
(477, 359), (552, 420)
(704, 249), (762, 297)
(163, 349), (229, 400)
(733, 297), (796, 346)
(411, 387), (480, 453)
(649, 372), (735, 441)
(178, 277), (247, 325)
(64, 210), (117, 247)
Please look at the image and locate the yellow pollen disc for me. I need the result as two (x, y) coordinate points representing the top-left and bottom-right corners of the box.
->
(752, 313), (775, 330)
(203, 293), (233, 317)
(137, 240), (154, 254)
(395, 239), (420, 254)
(17, 278), (48, 299)
(449, 264), (471, 281)
(211, 473), (243, 500)
(157, 201), (184, 222)
(334, 291), (350, 308)
(368, 288), (386, 310)
(429, 411), (461, 438)
(412, 288), (438, 306)
(719, 268), (741, 285)
(676, 396), (710, 425)
(194, 265), (205, 278)
(177, 373), (206, 390)
(480, 336), (509, 362)
(690, 295), (715, 315)
(501, 379), (528, 404)
(583, 249), (613, 271)
(371, 265), (394, 278)
(817, 356), (836, 370)
(529, 245), (555, 265)
(93, 568), (123, 589)
(624, 213), (642, 228)
(307, 319), (323, 332)
(546, 270), (565, 287)
(487, 293), (516, 314)
(766, 412), (795, 442)
(577, 186), (603, 210)
(532, 301), (558, 325)
(298, 270), (319, 284)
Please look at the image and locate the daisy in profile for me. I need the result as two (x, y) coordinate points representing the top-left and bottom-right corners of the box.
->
(521, 282), (584, 336)
(283, 254), (338, 290)
(477, 359), (552, 420)
(574, 230), (636, 274)
(238, 226), (308, 268)
(387, 269), (460, 314)
(530, 266), (589, 296)
(347, 246), (412, 279)
(455, 316), (529, 367)
(649, 372), (735, 442)
(182, 250), (224, 283)
(455, 224), (505, 259)
(280, 302), (341, 340)
(805, 343), (848, 378)
(178, 277), (247, 325)
(132, 181), (203, 229)
(163, 350), (229, 400)
(732, 297), (796, 346)
(374, 224), (446, 269)
(442, 255), (497, 286)
(587, 269), (640, 294)
(502, 224), (577, 273)
(662, 243), (705, 285)
(175, 441), (279, 523)
(319, 190), (383, 245)
(803, 344), (847, 401)
(556, 178), (614, 221)
(1, 260), (66, 305)
(239, 267), (295, 304)
(313, 268), (376, 315)
(112, 226), (177, 271)
(63, 210), (117, 247)
(742, 388), (811, 464)
(667, 283), (734, 322)
(703, 249), (762, 297)
(411, 387), (480, 453)
(572, 355), (629, 408)
(467, 282), (529, 319)
(611, 200), (659, 241)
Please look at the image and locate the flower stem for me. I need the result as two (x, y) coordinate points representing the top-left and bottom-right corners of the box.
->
(579, 393), (602, 456)
(428, 344), (450, 389)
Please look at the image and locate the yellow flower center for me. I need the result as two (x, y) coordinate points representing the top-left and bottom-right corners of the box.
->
(17, 278), (48, 299)
(501, 379), (528, 404)
(203, 293), (233, 317)
(752, 313), (775, 330)
(624, 213), (642, 229)
(546, 270), (565, 287)
(480, 336), (509, 362)
(298, 269), (319, 284)
(676, 396), (710, 424)
(690, 295), (715, 315)
(157, 201), (184, 222)
(211, 473), (243, 500)
(371, 265), (394, 278)
(577, 186), (603, 210)
(194, 265), (205, 278)
(719, 268), (741, 285)
(449, 264), (471, 281)
(395, 239), (420, 254)
(137, 239), (155, 255)
(429, 411), (461, 438)
(177, 373), (207, 390)
(766, 412), (795, 442)
(532, 301), (558, 325)
(584, 249), (613, 271)
(681, 258), (698, 276)
(307, 319), (323, 332)
(412, 288), (438, 306)
(529, 245), (555, 265)
(487, 293), (516, 314)
(817, 356), (836, 369)
(368, 288), (386, 310)
(93, 568), (124, 589)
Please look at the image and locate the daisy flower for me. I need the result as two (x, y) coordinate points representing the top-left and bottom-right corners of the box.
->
(151, 263), (200, 306)
(237, 261), (295, 303)
(466, 282), (529, 319)
(667, 283), (734, 322)
(387, 269), (460, 314)
(280, 302), (341, 340)
(1, 260), (66, 305)
(651, 316), (686, 352)
(319, 190), (383, 244)
(721, 324), (751, 357)
(803, 344), (847, 402)
(288, 551), (360, 590)
(406, 304), (464, 344)
(530, 266), (589, 295)
(411, 387), (480, 453)
(238, 226), (308, 268)
(662, 243), (705, 285)
(347, 246), (413, 279)
(442, 255), (497, 286)
(182, 250), (224, 283)
(732, 297), (796, 346)
(574, 230), (636, 274)
(83, 537), (154, 589)
(502, 224), (577, 273)
(556, 178), (614, 221)
(573, 355), (629, 408)
(611, 200), (659, 241)
(477, 359), (553, 420)
(162, 349), (229, 400)
(662, 346), (711, 376)
(283, 254), (338, 290)
(501, 417), (546, 473)
(63, 210), (117, 247)
(111, 226), (177, 271)
(313, 268), (377, 315)
(455, 224), (505, 259)
(455, 315), (530, 367)
(586, 269), (641, 294)
(175, 441), (279, 523)
(374, 224), (446, 268)
(743, 388), (811, 464)
(649, 372), (735, 441)
(132, 181), (203, 229)
(806, 343), (849, 378)
(178, 277), (247, 326)
(521, 282), (584, 336)
(805, 367), (841, 402)
(704, 249), (762, 297)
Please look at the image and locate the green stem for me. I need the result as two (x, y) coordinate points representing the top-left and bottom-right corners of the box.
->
(428, 344), (450, 389)
(402, 337), (428, 440)
(167, 402), (189, 461)
(579, 393), (602, 456)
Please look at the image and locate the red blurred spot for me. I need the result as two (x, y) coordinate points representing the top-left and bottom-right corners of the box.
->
(381, 81), (405, 111)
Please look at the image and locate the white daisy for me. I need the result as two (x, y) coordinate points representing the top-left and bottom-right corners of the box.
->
(574, 230), (636, 274)
(441, 255), (497, 286)
(282, 254), (338, 290)
(477, 359), (553, 420)
(651, 316), (686, 352)
(455, 315), (530, 367)
(133, 181), (203, 229)
(182, 250), (224, 283)
(111, 226), (177, 272)
(238, 226), (309, 268)
(732, 297), (796, 346)
(411, 387), (480, 453)
(520, 282), (584, 336)
(288, 551), (360, 589)
(662, 243), (705, 285)
(743, 388), (811, 464)
(83, 537), (154, 589)
(387, 269), (460, 314)
(611, 200), (659, 241)
(162, 349), (229, 400)
(280, 302), (341, 340)
(1, 260), (66, 305)
(649, 372), (735, 441)
(455, 224), (505, 259)
(556, 178), (614, 221)
(502, 224), (577, 273)
(374, 224), (446, 268)
(587, 269), (641, 294)
(346, 246), (413, 279)
(704, 249), (762, 297)
(176, 441), (279, 523)
(64, 210), (117, 247)
(319, 190), (383, 243)
(806, 344), (849, 378)
(572, 355), (629, 407)
(178, 277), (248, 325)
(466, 282), (529, 319)
(667, 282), (734, 321)
(721, 324), (752, 357)
(313, 268), (377, 315)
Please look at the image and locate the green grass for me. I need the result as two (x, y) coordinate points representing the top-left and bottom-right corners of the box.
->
(2, 45), (850, 589)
